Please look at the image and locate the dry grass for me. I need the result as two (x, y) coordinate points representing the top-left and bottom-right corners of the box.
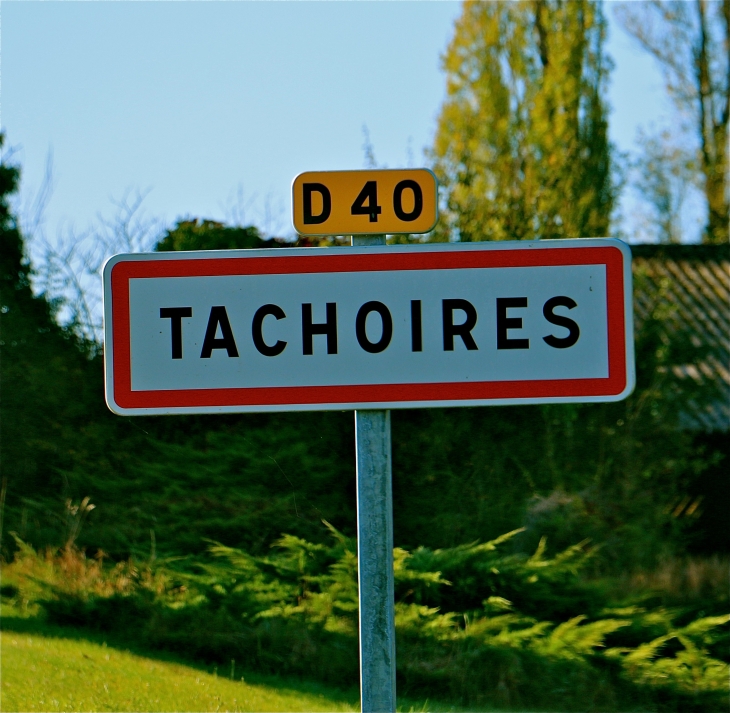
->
(618, 555), (729, 602)
(2, 539), (165, 606)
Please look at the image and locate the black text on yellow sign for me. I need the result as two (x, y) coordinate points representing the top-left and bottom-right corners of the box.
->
(292, 169), (438, 236)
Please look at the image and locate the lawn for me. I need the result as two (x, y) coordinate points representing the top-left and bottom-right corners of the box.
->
(1, 629), (361, 712)
(0, 606), (479, 713)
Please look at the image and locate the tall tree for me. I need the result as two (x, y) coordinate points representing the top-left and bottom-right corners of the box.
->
(431, 0), (615, 242)
(615, 0), (729, 244)
(0, 135), (111, 550)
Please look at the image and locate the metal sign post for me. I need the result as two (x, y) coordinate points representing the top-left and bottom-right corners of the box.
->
(352, 234), (396, 713)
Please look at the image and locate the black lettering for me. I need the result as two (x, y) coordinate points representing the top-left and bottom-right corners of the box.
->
(200, 306), (239, 358)
(411, 300), (422, 352)
(355, 301), (393, 353)
(303, 183), (332, 224)
(302, 303), (338, 354)
(543, 296), (580, 348)
(393, 180), (423, 222)
(496, 298), (529, 349)
(160, 307), (192, 359)
(351, 181), (382, 223)
(443, 299), (478, 351)
(252, 304), (287, 357)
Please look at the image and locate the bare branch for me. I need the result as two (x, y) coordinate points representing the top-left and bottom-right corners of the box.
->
(31, 189), (165, 345)
(21, 149), (56, 242)
(220, 183), (258, 229)
(614, 0), (728, 243)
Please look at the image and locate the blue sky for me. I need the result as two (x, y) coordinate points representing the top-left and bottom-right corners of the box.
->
(3, 1), (683, 244)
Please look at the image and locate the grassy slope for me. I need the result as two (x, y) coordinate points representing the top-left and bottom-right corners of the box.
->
(0, 601), (358, 713)
(1, 632), (359, 713)
(0, 607), (482, 713)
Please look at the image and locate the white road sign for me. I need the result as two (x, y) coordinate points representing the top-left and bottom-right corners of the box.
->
(103, 239), (634, 415)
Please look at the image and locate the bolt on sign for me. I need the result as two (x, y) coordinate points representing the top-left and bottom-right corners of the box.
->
(102, 240), (635, 416)
(292, 169), (438, 236)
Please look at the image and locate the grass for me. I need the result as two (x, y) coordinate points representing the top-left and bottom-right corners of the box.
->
(0, 605), (484, 713)
(0, 602), (359, 713)
(2, 636), (355, 713)
(620, 555), (730, 603)
(1, 633), (359, 712)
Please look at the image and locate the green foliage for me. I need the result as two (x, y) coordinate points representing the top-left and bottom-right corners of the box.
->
(155, 219), (286, 252)
(0, 135), (124, 556)
(2, 158), (722, 576)
(397, 531), (601, 621)
(4, 528), (728, 711)
(0, 201), (354, 558)
(431, 0), (616, 242)
(605, 608), (730, 698)
(67, 411), (356, 557)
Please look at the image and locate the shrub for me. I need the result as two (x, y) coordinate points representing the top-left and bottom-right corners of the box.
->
(3, 527), (728, 711)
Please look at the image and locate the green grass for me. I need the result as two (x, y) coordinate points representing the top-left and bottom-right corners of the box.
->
(1, 630), (361, 712)
(0, 606), (482, 713)
(0, 601), (359, 713)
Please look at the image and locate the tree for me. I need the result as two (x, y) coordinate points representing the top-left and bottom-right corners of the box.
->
(431, 0), (616, 242)
(155, 219), (268, 252)
(632, 129), (699, 244)
(615, 1), (729, 244)
(0, 135), (112, 551)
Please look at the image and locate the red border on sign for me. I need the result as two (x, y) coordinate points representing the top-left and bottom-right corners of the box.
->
(110, 247), (626, 409)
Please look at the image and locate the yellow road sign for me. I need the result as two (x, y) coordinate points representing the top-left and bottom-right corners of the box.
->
(292, 169), (438, 236)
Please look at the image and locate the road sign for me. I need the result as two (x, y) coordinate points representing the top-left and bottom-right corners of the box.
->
(102, 239), (635, 416)
(292, 168), (438, 236)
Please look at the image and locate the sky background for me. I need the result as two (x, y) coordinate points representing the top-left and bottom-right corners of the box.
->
(3, 1), (693, 248)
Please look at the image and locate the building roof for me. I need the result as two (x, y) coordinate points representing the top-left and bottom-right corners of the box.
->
(631, 244), (729, 432)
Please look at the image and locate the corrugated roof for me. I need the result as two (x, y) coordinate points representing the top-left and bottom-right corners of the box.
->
(631, 244), (729, 432)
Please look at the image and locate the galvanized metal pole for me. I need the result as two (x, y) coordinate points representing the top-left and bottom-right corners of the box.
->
(352, 234), (396, 713)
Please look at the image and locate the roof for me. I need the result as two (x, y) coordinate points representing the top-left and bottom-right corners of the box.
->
(631, 244), (729, 432)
